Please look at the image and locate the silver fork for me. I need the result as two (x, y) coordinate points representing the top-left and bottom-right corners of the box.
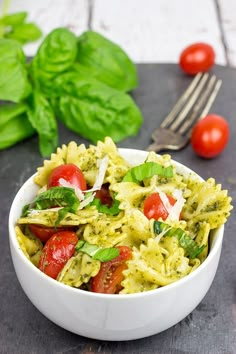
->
(147, 72), (222, 152)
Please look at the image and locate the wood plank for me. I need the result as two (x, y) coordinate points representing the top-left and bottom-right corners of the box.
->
(4, 0), (231, 66)
(218, 0), (236, 67)
(91, 0), (226, 64)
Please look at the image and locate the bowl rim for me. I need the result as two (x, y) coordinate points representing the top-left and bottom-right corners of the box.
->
(8, 147), (224, 300)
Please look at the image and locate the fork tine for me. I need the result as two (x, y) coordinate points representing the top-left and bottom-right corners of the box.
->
(160, 72), (203, 128)
(147, 73), (221, 153)
(169, 73), (209, 131)
(179, 78), (222, 135)
(199, 79), (222, 119)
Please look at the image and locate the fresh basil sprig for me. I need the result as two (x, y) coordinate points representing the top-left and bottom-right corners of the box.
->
(22, 186), (80, 225)
(0, 27), (142, 156)
(123, 162), (173, 183)
(75, 240), (120, 262)
(153, 221), (205, 259)
(0, 10), (42, 44)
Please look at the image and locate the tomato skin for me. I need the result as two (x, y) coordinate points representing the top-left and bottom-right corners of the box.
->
(191, 114), (230, 158)
(47, 163), (87, 190)
(95, 183), (113, 206)
(179, 43), (215, 75)
(143, 193), (178, 221)
(39, 231), (78, 279)
(91, 246), (132, 294)
(29, 224), (73, 243)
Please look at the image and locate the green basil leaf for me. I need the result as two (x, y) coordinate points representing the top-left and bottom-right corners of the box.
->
(0, 102), (27, 126)
(75, 240), (120, 262)
(31, 28), (77, 94)
(90, 197), (120, 215)
(22, 186), (80, 217)
(6, 23), (42, 44)
(0, 38), (31, 102)
(77, 31), (137, 92)
(0, 12), (27, 26)
(0, 24), (4, 38)
(53, 71), (143, 143)
(26, 90), (58, 156)
(123, 162), (173, 183)
(93, 248), (120, 262)
(153, 221), (205, 259)
(0, 103), (35, 150)
(56, 206), (70, 227)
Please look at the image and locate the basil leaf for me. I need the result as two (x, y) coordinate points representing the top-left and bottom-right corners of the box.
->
(0, 11), (42, 45)
(53, 71), (143, 143)
(0, 12), (27, 26)
(0, 103), (35, 150)
(153, 221), (205, 259)
(77, 31), (137, 92)
(90, 197), (120, 215)
(56, 206), (70, 227)
(6, 23), (42, 44)
(75, 240), (120, 262)
(93, 248), (120, 262)
(0, 38), (31, 102)
(31, 28), (77, 94)
(22, 186), (80, 216)
(123, 162), (173, 183)
(26, 90), (58, 156)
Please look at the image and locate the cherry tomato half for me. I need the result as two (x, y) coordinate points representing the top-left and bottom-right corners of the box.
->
(39, 231), (78, 279)
(143, 193), (179, 221)
(95, 183), (113, 206)
(91, 246), (132, 294)
(47, 163), (87, 190)
(29, 224), (74, 243)
(191, 114), (230, 158)
(179, 43), (215, 75)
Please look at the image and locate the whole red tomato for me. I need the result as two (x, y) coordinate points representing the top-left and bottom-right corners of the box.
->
(39, 231), (78, 279)
(47, 163), (87, 190)
(179, 43), (215, 75)
(143, 193), (180, 221)
(91, 246), (132, 294)
(191, 114), (229, 158)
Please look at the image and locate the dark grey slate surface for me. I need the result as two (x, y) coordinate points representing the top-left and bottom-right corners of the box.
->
(0, 64), (235, 354)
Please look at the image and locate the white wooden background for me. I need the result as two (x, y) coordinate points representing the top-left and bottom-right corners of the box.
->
(2, 0), (236, 67)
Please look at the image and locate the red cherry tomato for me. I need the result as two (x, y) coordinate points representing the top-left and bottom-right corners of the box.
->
(95, 183), (113, 206)
(143, 193), (179, 221)
(91, 246), (132, 294)
(39, 231), (78, 279)
(191, 114), (230, 158)
(47, 163), (87, 190)
(29, 224), (74, 243)
(179, 43), (215, 75)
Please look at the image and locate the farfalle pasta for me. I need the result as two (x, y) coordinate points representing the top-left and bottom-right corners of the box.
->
(15, 137), (233, 294)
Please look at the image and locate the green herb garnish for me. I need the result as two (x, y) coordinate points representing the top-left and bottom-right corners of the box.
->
(153, 221), (205, 259)
(123, 162), (173, 183)
(90, 197), (120, 215)
(75, 240), (120, 262)
(22, 186), (80, 226)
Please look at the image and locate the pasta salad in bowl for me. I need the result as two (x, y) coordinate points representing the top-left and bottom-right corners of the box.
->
(9, 137), (232, 340)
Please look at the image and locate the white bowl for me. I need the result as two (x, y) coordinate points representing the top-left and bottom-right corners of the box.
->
(8, 149), (224, 341)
